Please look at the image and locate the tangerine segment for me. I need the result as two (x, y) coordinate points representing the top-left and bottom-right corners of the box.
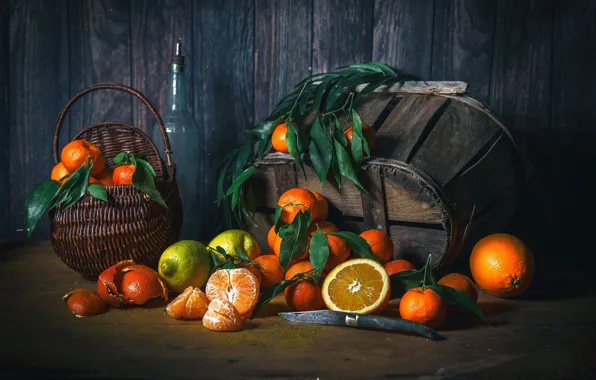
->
(166, 286), (210, 320)
(203, 298), (242, 332)
(322, 258), (390, 314)
(205, 268), (260, 317)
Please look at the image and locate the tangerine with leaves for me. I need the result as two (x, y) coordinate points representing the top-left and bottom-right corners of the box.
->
(308, 221), (350, 272)
(61, 139), (105, 175)
(277, 188), (318, 224)
(271, 123), (289, 153)
(284, 261), (324, 312)
(205, 268), (260, 318)
(399, 287), (447, 329)
(470, 233), (535, 298)
(438, 273), (478, 304)
(384, 259), (416, 276)
(360, 229), (394, 264)
(345, 123), (376, 151)
(50, 162), (71, 184)
(274, 232), (309, 262)
(253, 255), (284, 289)
(113, 164), (135, 185)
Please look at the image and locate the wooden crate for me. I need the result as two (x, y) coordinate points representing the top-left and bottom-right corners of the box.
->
(245, 83), (522, 271)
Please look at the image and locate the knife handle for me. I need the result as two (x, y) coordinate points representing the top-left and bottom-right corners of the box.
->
(346, 313), (443, 341)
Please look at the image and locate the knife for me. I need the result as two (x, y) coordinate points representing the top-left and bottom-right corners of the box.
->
(279, 310), (443, 341)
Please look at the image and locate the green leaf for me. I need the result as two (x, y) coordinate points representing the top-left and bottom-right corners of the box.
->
(251, 120), (277, 140)
(87, 184), (108, 202)
(327, 231), (377, 261)
(333, 137), (368, 197)
(233, 138), (253, 179)
(421, 254), (437, 287)
(333, 117), (348, 147)
(278, 210), (311, 271)
(350, 112), (364, 166)
(298, 84), (316, 116)
(308, 226), (329, 275)
(136, 157), (156, 178)
(273, 205), (284, 233)
(215, 157), (232, 206)
(351, 109), (370, 158)
(132, 160), (167, 207)
(324, 80), (345, 111)
(257, 138), (272, 159)
(308, 118), (333, 184)
(234, 247), (256, 265)
(24, 180), (60, 238)
(428, 284), (487, 323)
(250, 278), (299, 319)
(389, 269), (425, 299)
(313, 77), (339, 114)
(357, 76), (392, 97)
(62, 162), (93, 210)
(51, 162), (88, 208)
(225, 166), (255, 197)
(286, 122), (306, 178)
(240, 185), (257, 226)
(221, 260), (236, 270)
(112, 152), (129, 165)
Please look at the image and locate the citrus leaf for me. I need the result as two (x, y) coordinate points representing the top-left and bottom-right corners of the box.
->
(87, 184), (108, 202)
(132, 161), (167, 207)
(324, 80), (345, 111)
(421, 254), (437, 286)
(225, 166), (255, 196)
(333, 117), (348, 147)
(112, 152), (129, 165)
(286, 122), (306, 178)
(308, 226), (329, 275)
(221, 260), (236, 270)
(257, 138), (272, 159)
(240, 185), (257, 226)
(327, 231), (377, 261)
(251, 120), (277, 140)
(389, 269), (425, 299)
(51, 162), (88, 208)
(350, 112), (364, 166)
(298, 84), (316, 116)
(24, 179), (60, 238)
(351, 110), (370, 158)
(136, 157), (156, 178)
(233, 138), (253, 179)
(428, 284), (487, 323)
(234, 247), (257, 265)
(333, 137), (369, 198)
(250, 278), (299, 320)
(313, 77), (340, 114)
(62, 162), (93, 210)
(358, 76), (392, 97)
(279, 210), (311, 271)
(308, 118), (333, 184)
(273, 205), (284, 233)
(215, 157), (232, 206)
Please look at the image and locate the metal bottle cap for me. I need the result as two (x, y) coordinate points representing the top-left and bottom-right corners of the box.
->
(171, 38), (185, 73)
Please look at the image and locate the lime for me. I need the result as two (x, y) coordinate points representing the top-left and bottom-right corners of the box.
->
(158, 240), (212, 293)
(208, 229), (261, 264)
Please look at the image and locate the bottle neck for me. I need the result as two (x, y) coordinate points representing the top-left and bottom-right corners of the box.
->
(167, 64), (189, 112)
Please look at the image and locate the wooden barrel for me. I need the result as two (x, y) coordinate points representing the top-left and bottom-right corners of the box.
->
(245, 82), (522, 272)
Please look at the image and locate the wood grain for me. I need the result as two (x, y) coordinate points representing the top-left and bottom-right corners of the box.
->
(9, 0), (69, 240)
(373, 0), (435, 78)
(409, 100), (501, 186)
(131, 0), (192, 134)
(194, 0), (254, 236)
(375, 95), (449, 161)
(0, 0), (8, 238)
(312, 0), (373, 73)
(254, 0), (313, 122)
(432, 0), (497, 104)
(68, 0), (132, 137)
(360, 166), (387, 231)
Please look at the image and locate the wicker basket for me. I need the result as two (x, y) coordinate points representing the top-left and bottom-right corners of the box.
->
(48, 83), (182, 279)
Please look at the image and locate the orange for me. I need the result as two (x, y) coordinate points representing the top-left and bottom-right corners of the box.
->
(284, 261), (324, 311)
(322, 258), (390, 314)
(438, 273), (478, 304)
(273, 232), (309, 262)
(62, 289), (108, 318)
(344, 123), (376, 151)
(50, 162), (71, 184)
(113, 164), (135, 185)
(310, 191), (329, 222)
(384, 259), (416, 276)
(470, 233), (535, 298)
(120, 265), (169, 306)
(242, 263), (263, 286)
(359, 229), (394, 264)
(61, 139), (105, 176)
(399, 287), (447, 328)
(88, 177), (98, 184)
(271, 123), (289, 153)
(277, 188), (318, 224)
(205, 268), (260, 318)
(308, 221), (349, 272)
(267, 226), (277, 251)
(95, 169), (114, 186)
(166, 286), (210, 320)
(203, 298), (242, 332)
(253, 255), (284, 288)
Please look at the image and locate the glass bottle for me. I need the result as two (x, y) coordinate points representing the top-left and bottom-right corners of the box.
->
(152, 39), (202, 241)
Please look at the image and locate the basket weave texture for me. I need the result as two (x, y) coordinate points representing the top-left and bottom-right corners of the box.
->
(48, 83), (182, 279)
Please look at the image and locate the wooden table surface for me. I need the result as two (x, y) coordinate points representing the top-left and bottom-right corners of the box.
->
(1, 242), (595, 380)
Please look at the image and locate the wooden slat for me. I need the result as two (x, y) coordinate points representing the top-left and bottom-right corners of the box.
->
(432, 0), (497, 104)
(68, 0), (133, 136)
(375, 95), (449, 161)
(351, 93), (394, 127)
(254, 0), (312, 122)
(194, 0), (254, 236)
(409, 100), (501, 186)
(373, 0), (435, 78)
(0, 0), (8, 238)
(131, 0), (192, 134)
(273, 164), (298, 199)
(9, 0), (69, 240)
(360, 167), (387, 231)
(312, 0), (373, 72)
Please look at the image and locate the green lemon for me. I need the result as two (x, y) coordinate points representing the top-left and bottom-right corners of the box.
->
(158, 240), (212, 293)
(208, 229), (261, 264)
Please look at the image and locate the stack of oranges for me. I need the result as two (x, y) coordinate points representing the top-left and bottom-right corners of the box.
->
(50, 139), (137, 186)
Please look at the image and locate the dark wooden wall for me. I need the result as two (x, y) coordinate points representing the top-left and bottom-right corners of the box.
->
(2, 0), (596, 280)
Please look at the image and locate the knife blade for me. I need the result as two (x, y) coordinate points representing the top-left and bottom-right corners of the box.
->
(279, 310), (443, 341)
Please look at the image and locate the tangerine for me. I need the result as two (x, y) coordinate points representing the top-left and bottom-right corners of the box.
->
(61, 139), (105, 175)
(205, 268), (260, 318)
(310, 190), (329, 222)
(344, 123), (376, 151)
(62, 288), (108, 318)
(267, 225), (277, 251)
(360, 229), (394, 264)
(120, 264), (169, 306)
(253, 255), (284, 288)
(308, 221), (349, 272)
(113, 164), (135, 185)
(438, 273), (478, 304)
(399, 287), (447, 328)
(384, 259), (416, 276)
(203, 298), (242, 332)
(166, 286), (210, 320)
(284, 261), (324, 312)
(50, 162), (71, 184)
(470, 233), (535, 298)
(277, 188), (318, 224)
(271, 123), (289, 153)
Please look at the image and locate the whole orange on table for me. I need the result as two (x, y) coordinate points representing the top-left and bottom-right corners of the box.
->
(61, 139), (105, 176)
(470, 233), (535, 298)
(399, 287), (447, 329)
(284, 261), (324, 312)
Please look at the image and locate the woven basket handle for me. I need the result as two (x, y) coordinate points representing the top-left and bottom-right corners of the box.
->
(53, 83), (175, 179)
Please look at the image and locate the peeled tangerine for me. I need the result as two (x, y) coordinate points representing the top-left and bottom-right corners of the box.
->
(203, 298), (242, 332)
(205, 268), (260, 319)
(166, 286), (210, 320)
(63, 289), (108, 318)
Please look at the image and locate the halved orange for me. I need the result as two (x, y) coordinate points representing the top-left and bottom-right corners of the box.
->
(322, 258), (390, 314)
